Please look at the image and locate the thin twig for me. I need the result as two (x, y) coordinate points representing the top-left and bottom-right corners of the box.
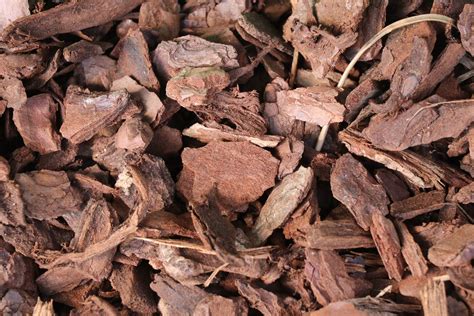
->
(133, 237), (217, 255)
(376, 284), (393, 298)
(204, 262), (229, 287)
(315, 14), (455, 152)
(407, 99), (472, 123)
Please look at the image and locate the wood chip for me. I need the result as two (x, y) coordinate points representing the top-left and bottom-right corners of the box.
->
(420, 279), (448, 316)
(390, 190), (446, 221)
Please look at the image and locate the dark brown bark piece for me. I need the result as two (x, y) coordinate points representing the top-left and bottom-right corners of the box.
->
(306, 219), (374, 250)
(236, 280), (301, 316)
(370, 213), (405, 281)
(166, 67), (230, 107)
(147, 125), (183, 158)
(251, 167), (313, 245)
(13, 93), (61, 154)
(0, 289), (36, 315)
(109, 264), (157, 314)
(177, 141), (278, 214)
(345, 79), (382, 123)
(36, 141), (78, 171)
(453, 182), (474, 204)
(150, 274), (248, 316)
(395, 221), (429, 277)
(75, 55), (117, 91)
(364, 97), (474, 151)
(330, 153), (390, 231)
(0, 248), (36, 292)
(340, 129), (471, 189)
(276, 86), (346, 126)
(115, 116), (153, 151)
(63, 40), (104, 63)
(427, 224), (474, 267)
(308, 297), (420, 315)
(275, 138), (304, 179)
(113, 29), (160, 91)
(153, 35), (239, 80)
(390, 190), (446, 221)
(304, 249), (372, 306)
(374, 169), (410, 202)
(459, 4), (474, 56)
(139, 0), (180, 41)
(15, 170), (81, 220)
(0, 180), (26, 226)
(2, 0), (143, 43)
(60, 86), (131, 144)
(36, 199), (116, 295)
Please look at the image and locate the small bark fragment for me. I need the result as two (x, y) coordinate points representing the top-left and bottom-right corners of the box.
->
(0, 156), (10, 181)
(330, 153), (390, 231)
(15, 170), (81, 220)
(275, 138), (304, 179)
(374, 169), (410, 202)
(75, 55), (117, 91)
(304, 249), (372, 306)
(139, 0), (180, 41)
(251, 166), (313, 246)
(177, 141), (278, 215)
(428, 224), (474, 267)
(115, 117), (153, 151)
(63, 40), (104, 63)
(0, 75), (26, 110)
(453, 182), (474, 204)
(153, 35), (239, 80)
(13, 94), (61, 154)
(147, 125), (182, 158)
(370, 213), (405, 281)
(60, 86), (131, 144)
(395, 221), (429, 277)
(71, 296), (119, 316)
(109, 264), (157, 314)
(390, 191), (446, 221)
(0, 180), (26, 226)
(308, 297), (420, 315)
(420, 279), (448, 316)
(458, 4), (474, 56)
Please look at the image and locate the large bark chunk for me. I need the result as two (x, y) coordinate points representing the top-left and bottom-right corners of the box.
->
(153, 35), (239, 80)
(177, 141), (278, 214)
(13, 94), (61, 154)
(330, 153), (390, 231)
(428, 224), (474, 267)
(60, 86), (131, 144)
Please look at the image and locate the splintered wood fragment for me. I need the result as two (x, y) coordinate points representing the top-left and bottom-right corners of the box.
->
(340, 129), (471, 189)
(330, 153), (390, 231)
(370, 213), (405, 281)
(33, 298), (54, 316)
(304, 249), (372, 306)
(428, 224), (474, 267)
(251, 166), (313, 246)
(390, 191), (446, 221)
(2, 0), (143, 43)
(307, 297), (421, 315)
(183, 123), (282, 148)
(60, 86), (131, 144)
(306, 220), (375, 250)
(420, 279), (448, 316)
(395, 221), (429, 277)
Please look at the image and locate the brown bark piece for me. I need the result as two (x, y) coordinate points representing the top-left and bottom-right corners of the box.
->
(420, 279), (448, 316)
(432, 0), (468, 18)
(0, 75), (26, 110)
(139, 0), (180, 41)
(364, 97), (474, 151)
(0, 180), (26, 226)
(276, 86), (346, 126)
(340, 129), (471, 189)
(275, 138), (304, 179)
(13, 94), (61, 154)
(60, 86), (131, 144)
(109, 264), (157, 314)
(306, 219), (374, 250)
(2, 0), (143, 43)
(147, 125), (183, 158)
(315, 0), (369, 34)
(15, 170), (81, 220)
(113, 29), (160, 91)
(453, 182), (474, 204)
(304, 249), (372, 306)
(308, 297), (420, 315)
(115, 116), (153, 151)
(251, 166), (313, 245)
(166, 67), (230, 107)
(412, 222), (461, 250)
(395, 221), (429, 277)
(71, 296), (119, 316)
(0, 156), (10, 181)
(0, 53), (46, 80)
(150, 274), (248, 316)
(153, 35), (239, 80)
(37, 141), (78, 171)
(459, 4), (474, 56)
(330, 153), (390, 231)
(177, 141), (278, 214)
(63, 40), (104, 63)
(75, 55), (117, 91)
(0, 289), (36, 315)
(183, 123), (282, 148)
(370, 213), (405, 281)
(36, 199), (116, 295)
(428, 224), (474, 267)
(374, 169), (410, 202)
(390, 190), (446, 221)
(345, 79), (382, 123)
(236, 280), (301, 316)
